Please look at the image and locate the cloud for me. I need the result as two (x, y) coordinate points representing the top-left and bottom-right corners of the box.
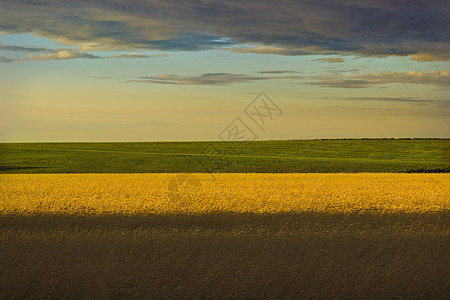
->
(1, 44), (169, 61)
(107, 52), (168, 59)
(314, 57), (345, 63)
(25, 50), (100, 61)
(85, 76), (114, 80)
(409, 52), (450, 62)
(0, 54), (14, 63)
(0, 43), (52, 52)
(320, 96), (450, 107)
(0, 0), (448, 60)
(135, 73), (299, 86)
(407, 44), (450, 62)
(258, 70), (299, 74)
(306, 78), (370, 89)
(123, 69), (450, 88)
(306, 70), (450, 89)
(225, 45), (315, 56)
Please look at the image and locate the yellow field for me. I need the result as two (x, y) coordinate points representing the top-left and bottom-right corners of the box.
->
(1, 173), (448, 215)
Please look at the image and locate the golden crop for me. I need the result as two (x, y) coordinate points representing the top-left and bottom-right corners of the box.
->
(1, 173), (448, 215)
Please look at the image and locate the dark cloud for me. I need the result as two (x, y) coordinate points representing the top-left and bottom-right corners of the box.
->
(135, 73), (299, 85)
(0, 0), (448, 60)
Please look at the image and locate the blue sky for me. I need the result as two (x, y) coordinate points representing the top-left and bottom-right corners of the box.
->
(0, 1), (449, 141)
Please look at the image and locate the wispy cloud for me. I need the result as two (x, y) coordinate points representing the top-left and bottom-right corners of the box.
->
(107, 52), (168, 59)
(85, 75), (114, 80)
(306, 70), (450, 89)
(1, 43), (99, 61)
(0, 43), (52, 52)
(0, 54), (14, 63)
(225, 46), (315, 56)
(320, 96), (450, 108)
(135, 73), (299, 86)
(314, 57), (345, 63)
(1, 0), (448, 60)
(25, 50), (100, 61)
(0, 43), (168, 62)
(258, 70), (299, 74)
(107, 69), (450, 88)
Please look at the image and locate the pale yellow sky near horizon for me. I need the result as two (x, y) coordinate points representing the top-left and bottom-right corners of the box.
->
(1, 0), (449, 141)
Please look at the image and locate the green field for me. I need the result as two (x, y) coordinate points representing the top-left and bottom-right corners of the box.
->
(1, 139), (449, 173)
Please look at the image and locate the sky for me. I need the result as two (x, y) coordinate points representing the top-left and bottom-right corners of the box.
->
(0, 0), (449, 142)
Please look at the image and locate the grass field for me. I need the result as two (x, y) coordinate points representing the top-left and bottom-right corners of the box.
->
(1, 139), (449, 173)
(1, 173), (449, 298)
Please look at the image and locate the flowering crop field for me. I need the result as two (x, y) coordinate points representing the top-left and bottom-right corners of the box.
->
(0, 173), (449, 298)
(1, 173), (448, 215)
